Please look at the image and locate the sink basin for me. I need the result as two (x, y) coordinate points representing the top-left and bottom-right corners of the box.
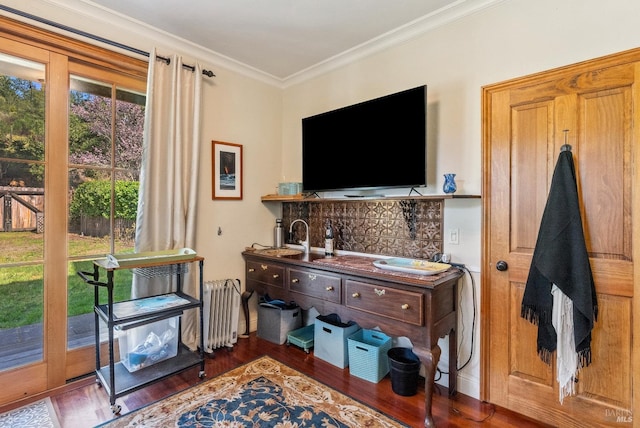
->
(255, 248), (303, 257)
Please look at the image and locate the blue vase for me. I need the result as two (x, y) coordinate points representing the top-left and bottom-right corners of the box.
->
(443, 174), (457, 194)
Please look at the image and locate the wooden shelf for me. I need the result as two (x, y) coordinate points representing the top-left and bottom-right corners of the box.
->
(261, 193), (480, 202)
(261, 193), (305, 201)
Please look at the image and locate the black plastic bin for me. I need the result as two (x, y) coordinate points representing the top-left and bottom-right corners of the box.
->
(387, 347), (421, 396)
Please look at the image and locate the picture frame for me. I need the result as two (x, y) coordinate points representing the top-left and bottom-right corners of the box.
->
(212, 141), (243, 200)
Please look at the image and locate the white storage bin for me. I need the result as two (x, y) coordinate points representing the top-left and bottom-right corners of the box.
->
(116, 316), (179, 372)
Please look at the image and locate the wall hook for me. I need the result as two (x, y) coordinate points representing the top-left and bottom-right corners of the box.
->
(561, 129), (572, 152)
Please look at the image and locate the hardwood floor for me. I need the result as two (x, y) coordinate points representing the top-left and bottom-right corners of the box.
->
(3, 334), (549, 427)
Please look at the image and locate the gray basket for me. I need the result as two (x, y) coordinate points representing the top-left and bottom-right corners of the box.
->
(257, 303), (302, 345)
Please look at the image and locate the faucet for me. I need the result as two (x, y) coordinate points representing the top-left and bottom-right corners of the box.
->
(289, 219), (309, 253)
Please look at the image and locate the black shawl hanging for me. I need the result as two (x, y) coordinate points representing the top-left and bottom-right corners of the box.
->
(521, 149), (598, 366)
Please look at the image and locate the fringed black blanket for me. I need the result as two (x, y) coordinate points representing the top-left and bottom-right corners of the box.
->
(521, 149), (598, 400)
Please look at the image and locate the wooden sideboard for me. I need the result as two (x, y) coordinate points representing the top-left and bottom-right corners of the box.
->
(242, 250), (463, 428)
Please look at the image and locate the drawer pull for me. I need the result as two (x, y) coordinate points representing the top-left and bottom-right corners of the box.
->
(374, 288), (386, 296)
(261, 264), (268, 270)
(308, 274), (317, 281)
(352, 292), (360, 298)
(291, 278), (300, 283)
(401, 304), (410, 310)
(272, 274), (279, 279)
(248, 268), (255, 272)
(325, 286), (334, 291)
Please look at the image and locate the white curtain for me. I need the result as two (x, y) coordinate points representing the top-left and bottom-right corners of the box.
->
(133, 48), (203, 349)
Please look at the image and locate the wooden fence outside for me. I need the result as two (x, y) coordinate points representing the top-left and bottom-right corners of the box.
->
(0, 187), (44, 232)
(1, 186), (135, 239)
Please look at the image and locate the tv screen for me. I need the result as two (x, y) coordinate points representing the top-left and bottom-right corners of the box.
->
(302, 85), (427, 193)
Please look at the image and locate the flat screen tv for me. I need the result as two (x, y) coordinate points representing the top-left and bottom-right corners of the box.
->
(302, 85), (427, 193)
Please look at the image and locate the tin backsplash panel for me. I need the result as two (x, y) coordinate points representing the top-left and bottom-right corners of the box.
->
(282, 199), (443, 260)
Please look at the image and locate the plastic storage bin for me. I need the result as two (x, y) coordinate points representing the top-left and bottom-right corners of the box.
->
(116, 316), (179, 372)
(314, 314), (360, 368)
(287, 324), (315, 353)
(257, 299), (302, 345)
(347, 329), (392, 383)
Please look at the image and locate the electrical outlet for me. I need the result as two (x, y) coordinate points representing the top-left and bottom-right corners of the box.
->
(448, 228), (459, 245)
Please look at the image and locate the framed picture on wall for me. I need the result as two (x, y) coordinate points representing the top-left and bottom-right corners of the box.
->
(212, 140), (243, 200)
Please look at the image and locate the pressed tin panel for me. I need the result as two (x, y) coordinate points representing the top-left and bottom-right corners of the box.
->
(282, 199), (443, 259)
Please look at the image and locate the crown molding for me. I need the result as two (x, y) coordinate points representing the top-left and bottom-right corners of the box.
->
(282, 0), (506, 87)
(1, 0), (506, 89)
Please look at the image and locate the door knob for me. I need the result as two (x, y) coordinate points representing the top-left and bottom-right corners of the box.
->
(496, 260), (508, 271)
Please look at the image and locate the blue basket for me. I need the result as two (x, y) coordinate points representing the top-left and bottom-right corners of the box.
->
(314, 314), (360, 368)
(347, 329), (392, 383)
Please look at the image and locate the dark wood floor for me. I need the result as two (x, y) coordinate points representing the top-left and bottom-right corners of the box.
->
(5, 334), (548, 427)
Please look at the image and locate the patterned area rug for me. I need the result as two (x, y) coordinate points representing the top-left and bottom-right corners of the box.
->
(0, 397), (61, 428)
(99, 355), (408, 427)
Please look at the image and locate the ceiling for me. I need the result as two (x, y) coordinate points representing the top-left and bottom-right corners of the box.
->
(85, 0), (466, 80)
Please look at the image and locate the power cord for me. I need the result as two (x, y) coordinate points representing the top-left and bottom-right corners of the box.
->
(450, 401), (496, 423)
(429, 253), (477, 373)
(430, 254), (487, 421)
(250, 242), (272, 249)
(456, 264), (476, 372)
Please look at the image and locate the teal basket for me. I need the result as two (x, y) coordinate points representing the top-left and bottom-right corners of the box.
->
(287, 324), (315, 353)
(347, 329), (392, 383)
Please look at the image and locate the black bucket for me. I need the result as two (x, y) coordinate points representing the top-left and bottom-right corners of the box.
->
(387, 347), (421, 396)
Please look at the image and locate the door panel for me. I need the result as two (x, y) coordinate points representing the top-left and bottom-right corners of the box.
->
(582, 294), (631, 407)
(579, 88), (632, 260)
(0, 44), (51, 403)
(483, 56), (636, 426)
(510, 101), (553, 253)
(509, 283), (552, 385)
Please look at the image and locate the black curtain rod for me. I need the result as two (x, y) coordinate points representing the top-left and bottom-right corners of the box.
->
(154, 55), (215, 77)
(0, 4), (215, 77)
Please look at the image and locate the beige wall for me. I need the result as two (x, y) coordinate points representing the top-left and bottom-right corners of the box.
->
(4, 0), (639, 399)
(279, 0), (640, 396)
(1, 0), (286, 284)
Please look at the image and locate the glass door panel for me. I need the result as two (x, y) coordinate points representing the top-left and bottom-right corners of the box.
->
(0, 54), (46, 371)
(113, 88), (144, 254)
(0, 265), (44, 369)
(67, 75), (143, 350)
(68, 167), (113, 258)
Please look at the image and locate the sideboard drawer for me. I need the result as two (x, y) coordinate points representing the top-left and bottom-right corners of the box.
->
(246, 260), (285, 288)
(288, 267), (341, 303)
(345, 279), (423, 326)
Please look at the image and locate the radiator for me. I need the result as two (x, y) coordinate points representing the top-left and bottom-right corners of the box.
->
(202, 279), (241, 353)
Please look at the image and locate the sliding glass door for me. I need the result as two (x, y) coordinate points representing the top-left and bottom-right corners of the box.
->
(0, 20), (147, 404)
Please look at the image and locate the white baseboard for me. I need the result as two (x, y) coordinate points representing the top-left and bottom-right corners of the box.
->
(455, 372), (480, 399)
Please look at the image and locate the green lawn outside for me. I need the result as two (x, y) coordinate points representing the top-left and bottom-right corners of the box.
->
(0, 231), (134, 329)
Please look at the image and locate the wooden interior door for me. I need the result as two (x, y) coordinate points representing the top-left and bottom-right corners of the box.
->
(482, 51), (638, 426)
